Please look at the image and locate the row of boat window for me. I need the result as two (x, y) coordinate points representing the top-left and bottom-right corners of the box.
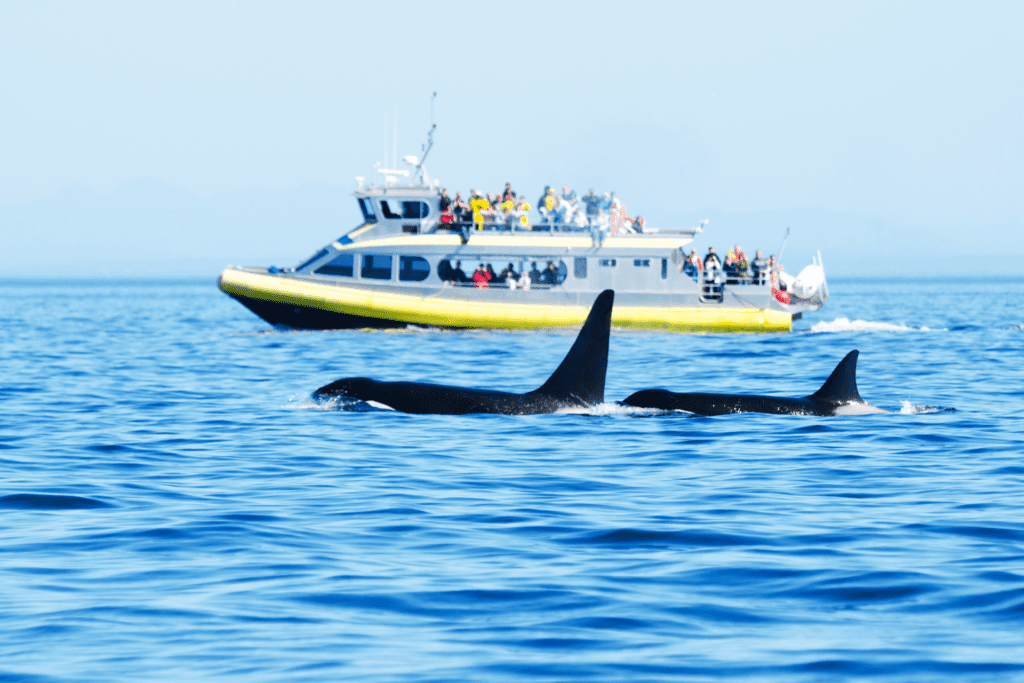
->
(314, 253), (431, 281)
(358, 198), (428, 223)
(305, 252), (670, 283)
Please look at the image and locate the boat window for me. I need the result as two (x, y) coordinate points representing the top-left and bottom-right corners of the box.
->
(294, 248), (329, 272)
(402, 201), (429, 219)
(574, 257), (587, 279)
(380, 200), (402, 219)
(633, 259), (651, 267)
(358, 198), (378, 223)
(315, 253), (354, 277)
(361, 254), (392, 280)
(599, 259), (617, 267)
(399, 256), (430, 282)
(550, 260), (568, 285)
(661, 258), (668, 279)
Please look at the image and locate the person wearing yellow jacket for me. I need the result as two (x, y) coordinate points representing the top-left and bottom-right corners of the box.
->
(469, 189), (490, 231)
(514, 198), (531, 229)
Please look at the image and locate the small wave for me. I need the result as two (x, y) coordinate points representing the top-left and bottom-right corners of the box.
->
(810, 317), (937, 333)
(0, 493), (111, 510)
(900, 401), (957, 415)
(556, 402), (663, 417)
(290, 394), (387, 412)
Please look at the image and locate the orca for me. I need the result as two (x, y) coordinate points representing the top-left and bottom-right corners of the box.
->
(313, 290), (614, 415)
(620, 350), (888, 416)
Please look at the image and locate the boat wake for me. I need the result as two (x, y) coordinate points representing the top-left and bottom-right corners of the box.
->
(290, 394), (388, 412)
(899, 401), (957, 415)
(555, 403), (662, 417)
(809, 317), (939, 334)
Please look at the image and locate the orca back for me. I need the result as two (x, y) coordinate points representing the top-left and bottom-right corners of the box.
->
(531, 290), (613, 406)
(806, 350), (863, 405)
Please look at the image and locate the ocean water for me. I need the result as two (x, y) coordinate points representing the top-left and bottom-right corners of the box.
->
(2, 276), (1023, 682)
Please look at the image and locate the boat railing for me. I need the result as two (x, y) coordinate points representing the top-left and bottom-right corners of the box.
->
(445, 280), (558, 290)
(684, 265), (768, 287)
(432, 219), (699, 237)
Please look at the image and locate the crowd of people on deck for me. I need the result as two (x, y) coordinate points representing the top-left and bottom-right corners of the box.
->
(439, 259), (563, 289)
(433, 185), (794, 298)
(681, 244), (778, 286)
(437, 184), (642, 234)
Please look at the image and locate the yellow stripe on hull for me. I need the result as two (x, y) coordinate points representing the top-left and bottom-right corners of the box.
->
(219, 267), (791, 333)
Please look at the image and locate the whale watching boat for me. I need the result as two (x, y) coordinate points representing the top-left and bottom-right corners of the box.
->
(218, 126), (828, 333)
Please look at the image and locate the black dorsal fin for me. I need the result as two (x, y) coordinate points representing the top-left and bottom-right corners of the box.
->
(532, 290), (613, 405)
(807, 350), (863, 404)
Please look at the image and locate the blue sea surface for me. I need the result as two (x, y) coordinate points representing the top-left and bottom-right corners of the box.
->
(1, 276), (1023, 681)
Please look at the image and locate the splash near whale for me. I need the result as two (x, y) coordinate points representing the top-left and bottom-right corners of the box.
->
(313, 290), (614, 415)
(621, 350), (888, 416)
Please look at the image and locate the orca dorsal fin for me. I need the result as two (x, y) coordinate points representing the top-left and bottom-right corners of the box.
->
(807, 350), (863, 404)
(532, 290), (613, 405)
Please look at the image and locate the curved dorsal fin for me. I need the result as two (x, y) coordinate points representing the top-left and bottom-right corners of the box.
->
(533, 290), (613, 405)
(807, 350), (863, 404)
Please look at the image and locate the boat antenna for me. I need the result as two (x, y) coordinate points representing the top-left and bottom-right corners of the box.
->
(777, 226), (791, 264)
(411, 93), (436, 185)
(415, 92), (437, 183)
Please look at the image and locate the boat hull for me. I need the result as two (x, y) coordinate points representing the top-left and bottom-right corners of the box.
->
(219, 267), (792, 333)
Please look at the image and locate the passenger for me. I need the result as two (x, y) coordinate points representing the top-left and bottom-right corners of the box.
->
(517, 269), (531, 290)
(473, 263), (490, 288)
(450, 260), (468, 284)
(599, 192), (612, 213)
(607, 193), (622, 234)
(723, 251), (737, 282)
(438, 188), (451, 213)
(554, 190), (574, 225)
(537, 186), (551, 222)
(513, 197), (531, 230)
(485, 263), (498, 284)
(733, 244), (750, 280)
(529, 262), (542, 284)
(542, 187), (559, 223)
(633, 216), (645, 233)
(681, 249), (703, 276)
(499, 262), (518, 282)
(499, 194), (515, 229)
(777, 263), (796, 292)
(751, 250), (768, 283)
(542, 261), (559, 285)
(583, 189), (601, 224)
(502, 183), (516, 202)
(561, 185), (577, 203)
(733, 244), (748, 265)
(516, 196), (532, 231)
(469, 189), (489, 231)
(439, 207), (455, 229)
(452, 192), (470, 229)
(770, 259), (793, 303)
(704, 246), (721, 270)
(482, 193), (500, 228)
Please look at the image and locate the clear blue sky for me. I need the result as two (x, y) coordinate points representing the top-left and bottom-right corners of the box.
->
(2, 0), (1022, 273)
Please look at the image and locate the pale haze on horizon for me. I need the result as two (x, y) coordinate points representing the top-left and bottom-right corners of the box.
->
(1, 0), (1021, 276)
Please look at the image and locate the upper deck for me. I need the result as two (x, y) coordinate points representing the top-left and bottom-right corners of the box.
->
(347, 179), (704, 256)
